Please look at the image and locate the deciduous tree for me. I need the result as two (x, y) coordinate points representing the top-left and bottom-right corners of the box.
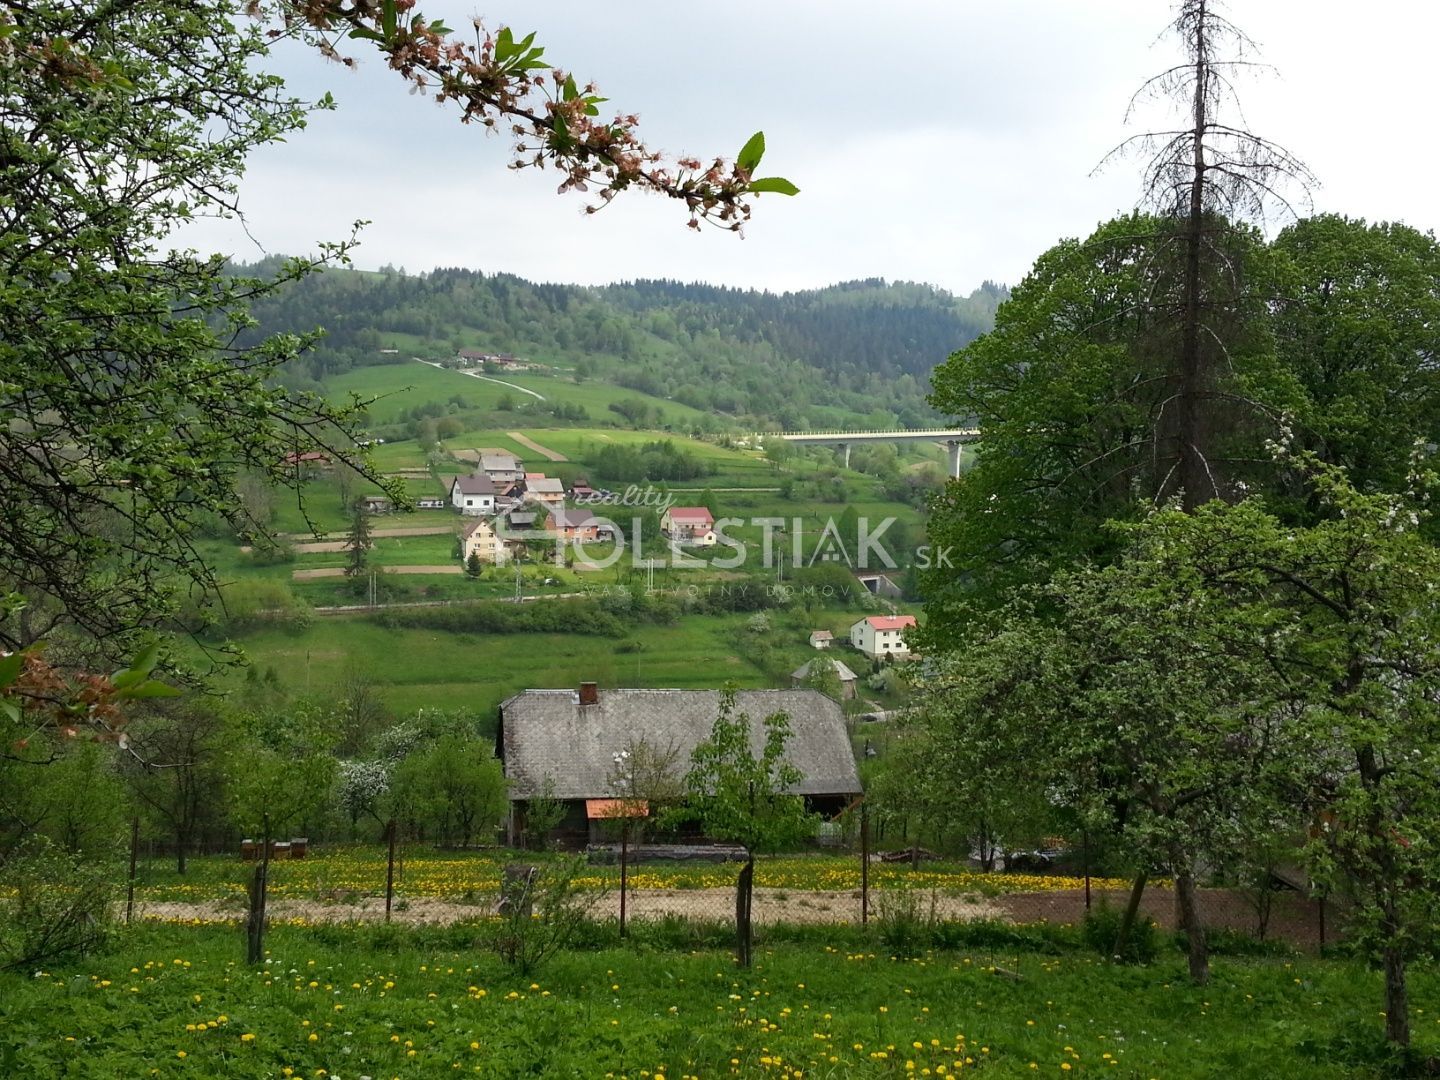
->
(682, 691), (816, 967)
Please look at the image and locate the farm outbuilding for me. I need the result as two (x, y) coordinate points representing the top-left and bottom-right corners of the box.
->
(790, 658), (859, 700)
(497, 684), (862, 848)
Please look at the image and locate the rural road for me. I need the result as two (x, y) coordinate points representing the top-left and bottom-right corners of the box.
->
(413, 357), (544, 400)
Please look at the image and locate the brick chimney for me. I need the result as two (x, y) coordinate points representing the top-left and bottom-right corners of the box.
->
(578, 681), (599, 706)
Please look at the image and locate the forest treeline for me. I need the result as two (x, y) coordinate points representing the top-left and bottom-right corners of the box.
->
(233, 260), (1006, 429)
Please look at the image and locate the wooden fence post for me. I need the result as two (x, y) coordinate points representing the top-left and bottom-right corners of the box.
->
(619, 821), (629, 939)
(860, 800), (869, 929)
(385, 819), (397, 923)
(125, 817), (140, 925)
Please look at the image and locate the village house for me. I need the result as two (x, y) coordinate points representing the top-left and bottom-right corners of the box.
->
(479, 452), (525, 485)
(460, 517), (508, 566)
(415, 495), (448, 510)
(358, 494), (393, 514)
(808, 629), (833, 650)
(522, 473), (566, 511)
(497, 685), (863, 847)
(660, 506), (717, 546)
(849, 614), (917, 659)
(568, 481), (599, 502)
(545, 507), (611, 543)
(456, 348), (519, 367)
(790, 658), (858, 700)
(449, 473), (498, 516)
(280, 450), (331, 468)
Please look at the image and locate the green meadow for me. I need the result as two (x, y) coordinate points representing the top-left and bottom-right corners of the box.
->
(323, 361), (712, 429)
(7, 922), (1435, 1079)
(221, 600), (899, 718)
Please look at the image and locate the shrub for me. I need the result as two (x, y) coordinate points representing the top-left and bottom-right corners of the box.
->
(0, 839), (114, 971)
(873, 883), (940, 955)
(488, 859), (608, 975)
(1080, 900), (1158, 964)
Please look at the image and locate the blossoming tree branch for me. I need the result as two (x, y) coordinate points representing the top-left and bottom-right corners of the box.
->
(274, 0), (799, 229)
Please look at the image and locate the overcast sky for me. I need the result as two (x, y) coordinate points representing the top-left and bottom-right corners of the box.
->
(174, 1), (1440, 296)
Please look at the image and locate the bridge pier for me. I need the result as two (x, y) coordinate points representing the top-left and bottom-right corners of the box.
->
(838, 443), (851, 470)
(946, 440), (964, 478)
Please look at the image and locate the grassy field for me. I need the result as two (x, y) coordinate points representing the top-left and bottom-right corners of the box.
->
(6, 921), (1435, 1078)
(521, 428), (777, 488)
(225, 608), (862, 717)
(323, 362), (711, 429)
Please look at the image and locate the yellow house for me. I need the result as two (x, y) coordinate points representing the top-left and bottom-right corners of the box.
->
(460, 517), (508, 565)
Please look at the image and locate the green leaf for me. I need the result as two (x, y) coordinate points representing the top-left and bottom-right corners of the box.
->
(0, 698), (19, 724)
(347, 26), (384, 42)
(747, 176), (799, 196)
(495, 26), (515, 62)
(0, 651), (23, 690)
(381, 0), (398, 38)
(737, 131), (766, 173)
(111, 639), (161, 690)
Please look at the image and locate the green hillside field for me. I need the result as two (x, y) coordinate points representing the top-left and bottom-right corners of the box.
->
(224, 603), (901, 719)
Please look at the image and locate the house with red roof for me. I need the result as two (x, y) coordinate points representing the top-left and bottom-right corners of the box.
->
(849, 614), (918, 659)
(660, 506), (716, 547)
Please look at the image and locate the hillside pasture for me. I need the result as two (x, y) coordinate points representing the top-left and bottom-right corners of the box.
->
(322, 361), (710, 429)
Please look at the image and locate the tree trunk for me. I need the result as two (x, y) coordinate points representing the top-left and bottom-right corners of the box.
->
(246, 816), (271, 965)
(175, 827), (188, 876)
(1113, 871), (1147, 960)
(1383, 942), (1410, 1047)
(735, 855), (754, 968)
(1174, 867), (1209, 985)
(246, 860), (268, 964)
(1177, 0), (1213, 512)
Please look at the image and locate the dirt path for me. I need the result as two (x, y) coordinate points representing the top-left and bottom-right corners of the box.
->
(135, 889), (1003, 928)
(413, 358), (544, 401)
(508, 431), (567, 462)
(293, 565), (463, 580)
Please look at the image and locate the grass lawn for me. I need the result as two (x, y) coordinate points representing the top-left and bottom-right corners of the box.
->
(6, 922), (1435, 1078)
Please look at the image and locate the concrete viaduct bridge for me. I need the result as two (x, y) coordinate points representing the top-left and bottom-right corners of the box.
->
(770, 427), (979, 477)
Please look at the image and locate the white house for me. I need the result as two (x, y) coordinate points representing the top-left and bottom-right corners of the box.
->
(660, 506), (716, 546)
(808, 629), (834, 650)
(849, 614), (917, 659)
(460, 517), (508, 565)
(479, 452), (524, 485)
(450, 474), (498, 516)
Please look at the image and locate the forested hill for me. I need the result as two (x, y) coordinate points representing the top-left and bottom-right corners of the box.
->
(237, 260), (1006, 429)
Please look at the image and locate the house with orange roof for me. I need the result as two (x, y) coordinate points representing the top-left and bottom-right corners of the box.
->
(848, 614), (917, 659)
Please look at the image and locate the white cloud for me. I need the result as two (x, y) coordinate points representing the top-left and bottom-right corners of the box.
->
(172, 0), (1440, 293)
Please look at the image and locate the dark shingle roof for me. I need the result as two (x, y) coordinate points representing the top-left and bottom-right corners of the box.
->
(499, 688), (862, 800)
(452, 474), (497, 496)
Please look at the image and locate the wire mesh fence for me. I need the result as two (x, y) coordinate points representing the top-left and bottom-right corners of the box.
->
(122, 825), (1342, 953)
